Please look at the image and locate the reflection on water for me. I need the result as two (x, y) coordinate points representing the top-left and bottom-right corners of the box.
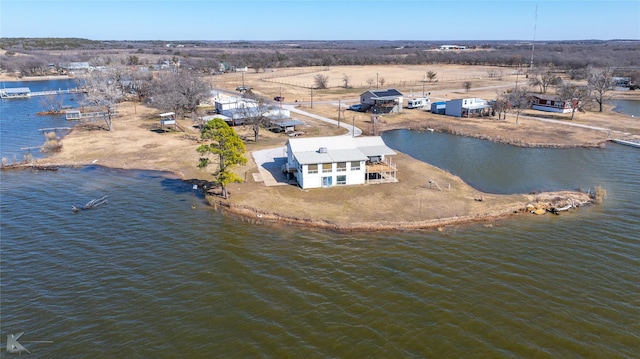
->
(1, 85), (639, 357)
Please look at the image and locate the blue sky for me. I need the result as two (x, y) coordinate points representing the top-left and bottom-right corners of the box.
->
(1, 0), (638, 41)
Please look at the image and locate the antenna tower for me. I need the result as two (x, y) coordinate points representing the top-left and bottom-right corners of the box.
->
(530, 4), (538, 69)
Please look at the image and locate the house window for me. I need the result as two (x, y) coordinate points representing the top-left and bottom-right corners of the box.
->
(308, 164), (318, 174)
(337, 175), (346, 185)
(351, 161), (361, 171)
(322, 163), (332, 173)
(336, 162), (346, 172)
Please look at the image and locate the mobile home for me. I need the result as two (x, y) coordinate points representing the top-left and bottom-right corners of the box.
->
(407, 97), (430, 109)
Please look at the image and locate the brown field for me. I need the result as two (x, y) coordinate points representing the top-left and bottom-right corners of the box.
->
(10, 64), (639, 231)
(214, 64), (640, 147)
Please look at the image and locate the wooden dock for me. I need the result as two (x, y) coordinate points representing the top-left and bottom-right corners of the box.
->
(30, 88), (82, 97)
(66, 109), (119, 121)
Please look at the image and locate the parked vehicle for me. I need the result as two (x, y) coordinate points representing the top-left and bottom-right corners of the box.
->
(349, 104), (363, 112)
(407, 97), (430, 109)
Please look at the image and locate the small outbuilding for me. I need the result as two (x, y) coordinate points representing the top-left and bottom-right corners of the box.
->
(430, 101), (446, 114)
(159, 112), (177, 130)
(269, 118), (305, 134)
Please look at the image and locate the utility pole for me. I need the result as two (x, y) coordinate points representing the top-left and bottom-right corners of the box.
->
(310, 87), (313, 109)
(531, 3), (538, 69)
(376, 73), (379, 89)
(352, 116), (355, 137)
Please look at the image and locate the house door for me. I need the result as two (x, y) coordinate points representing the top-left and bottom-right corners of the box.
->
(322, 176), (333, 188)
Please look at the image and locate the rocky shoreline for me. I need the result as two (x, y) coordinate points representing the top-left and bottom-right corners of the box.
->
(206, 191), (594, 232)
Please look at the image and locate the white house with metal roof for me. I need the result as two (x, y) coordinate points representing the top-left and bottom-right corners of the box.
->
(285, 136), (397, 189)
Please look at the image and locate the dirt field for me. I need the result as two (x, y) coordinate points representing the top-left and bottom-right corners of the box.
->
(10, 64), (638, 231)
(214, 64), (640, 147)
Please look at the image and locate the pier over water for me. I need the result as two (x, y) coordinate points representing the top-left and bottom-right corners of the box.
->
(1, 86), (83, 99)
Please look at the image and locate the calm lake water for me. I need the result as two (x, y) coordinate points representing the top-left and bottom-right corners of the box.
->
(1, 81), (639, 358)
(611, 98), (640, 117)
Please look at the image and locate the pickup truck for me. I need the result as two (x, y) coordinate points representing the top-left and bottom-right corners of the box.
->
(274, 96), (285, 102)
(348, 104), (363, 112)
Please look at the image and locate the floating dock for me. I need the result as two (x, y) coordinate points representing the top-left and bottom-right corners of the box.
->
(1, 87), (82, 99)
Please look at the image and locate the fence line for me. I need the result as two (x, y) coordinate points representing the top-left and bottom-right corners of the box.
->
(260, 75), (507, 90)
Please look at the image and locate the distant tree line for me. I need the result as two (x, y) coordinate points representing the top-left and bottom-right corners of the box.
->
(2, 39), (639, 81)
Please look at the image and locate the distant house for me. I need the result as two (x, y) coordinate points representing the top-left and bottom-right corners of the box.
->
(214, 96), (258, 114)
(360, 89), (404, 114)
(445, 98), (492, 117)
(221, 105), (290, 127)
(439, 45), (466, 50)
(63, 62), (91, 73)
(612, 77), (631, 91)
(531, 95), (578, 113)
(285, 136), (397, 189)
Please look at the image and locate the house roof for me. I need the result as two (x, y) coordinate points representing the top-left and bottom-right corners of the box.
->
(287, 136), (396, 165)
(463, 103), (491, 110)
(271, 118), (304, 128)
(361, 88), (403, 98)
(2, 87), (31, 94)
(532, 94), (561, 101)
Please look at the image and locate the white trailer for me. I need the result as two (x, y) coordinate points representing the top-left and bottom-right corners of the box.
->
(407, 97), (430, 109)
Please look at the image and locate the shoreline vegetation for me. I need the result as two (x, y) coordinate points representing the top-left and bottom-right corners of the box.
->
(3, 64), (639, 231)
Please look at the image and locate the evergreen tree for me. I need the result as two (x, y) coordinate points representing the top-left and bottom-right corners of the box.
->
(196, 118), (247, 199)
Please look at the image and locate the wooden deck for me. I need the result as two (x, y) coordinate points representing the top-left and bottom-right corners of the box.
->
(365, 162), (398, 183)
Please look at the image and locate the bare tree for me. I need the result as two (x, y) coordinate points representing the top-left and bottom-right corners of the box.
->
(148, 70), (210, 122)
(587, 67), (613, 112)
(81, 70), (125, 131)
(557, 83), (590, 120)
(178, 70), (210, 121)
(39, 93), (64, 114)
(366, 78), (375, 88)
(507, 86), (531, 124)
(463, 81), (472, 92)
(492, 92), (511, 120)
(427, 71), (437, 82)
(528, 67), (562, 94)
(314, 74), (329, 89)
(128, 69), (154, 102)
(378, 77), (386, 87)
(240, 93), (273, 142)
(342, 73), (351, 88)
